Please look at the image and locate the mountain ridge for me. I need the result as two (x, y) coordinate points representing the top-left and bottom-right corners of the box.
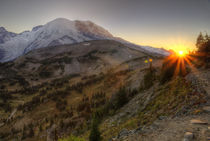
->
(0, 18), (169, 62)
(0, 27), (17, 44)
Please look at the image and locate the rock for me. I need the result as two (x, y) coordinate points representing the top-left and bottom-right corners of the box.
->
(203, 106), (210, 112)
(7, 108), (17, 122)
(183, 132), (194, 141)
(159, 116), (167, 120)
(134, 127), (142, 133)
(118, 128), (129, 138)
(0, 122), (4, 127)
(109, 137), (117, 141)
(46, 124), (57, 141)
(190, 119), (208, 125)
(129, 129), (135, 135)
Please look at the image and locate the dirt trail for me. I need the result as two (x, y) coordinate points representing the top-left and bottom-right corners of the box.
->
(112, 68), (210, 141)
(122, 113), (210, 141)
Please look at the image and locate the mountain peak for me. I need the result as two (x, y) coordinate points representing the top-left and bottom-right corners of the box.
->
(44, 18), (76, 33)
(0, 27), (17, 44)
(0, 18), (169, 62)
(51, 18), (72, 22)
(0, 27), (6, 32)
(47, 18), (73, 26)
(75, 20), (114, 38)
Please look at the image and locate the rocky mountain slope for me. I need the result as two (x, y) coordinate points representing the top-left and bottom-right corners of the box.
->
(0, 40), (161, 140)
(0, 39), (209, 141)
(102, 68), (210, 141)
(0, 27), (17, 44)
(1, 40), (149, 86)
(0, 18), (169, 63)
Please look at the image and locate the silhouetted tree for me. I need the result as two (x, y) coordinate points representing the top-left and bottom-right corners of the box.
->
(89, 117), (101, 141)
(115, 86), (128, 109)
(196, 32), (205, 49)
(28, 126), (34, 137)
(196, 32), (210, 66)
(160, 57), (177, 84)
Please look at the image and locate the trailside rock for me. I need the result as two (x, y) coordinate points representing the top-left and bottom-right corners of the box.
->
(203, 106), (210, 113)
(183, 132), (194, 141)
(190, 119), (208, 125)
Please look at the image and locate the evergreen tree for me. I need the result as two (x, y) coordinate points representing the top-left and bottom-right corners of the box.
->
(28, 126), (34, 137)
(115, 86), (128, 109)
(39, 124), (42, 132)
(204, 33), (209, 42)
(89, 117), (101, 141)
(196, 32), (210, 65)
(196, 32), (205, 50)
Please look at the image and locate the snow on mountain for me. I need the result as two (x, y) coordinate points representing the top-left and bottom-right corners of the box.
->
(0, 18), (169, 62)
(140, 46), (170, 56)
(128, 44), (170, 56)
(32, 25), (43, 32)
(0, 18), (116, 62)
(114, 37), (170, 56)
(0, 27), (17, 44)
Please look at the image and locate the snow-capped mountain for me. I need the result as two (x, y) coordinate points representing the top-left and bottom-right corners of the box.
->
(128, 44), (170, 56)
(114, 37), (169, 56)
(0, 27), (17, 44)
(0, 18), (115, 62)
(0, 18), (169, 62)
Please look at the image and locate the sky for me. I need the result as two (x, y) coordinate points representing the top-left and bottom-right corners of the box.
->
(0, 0), (210, 51)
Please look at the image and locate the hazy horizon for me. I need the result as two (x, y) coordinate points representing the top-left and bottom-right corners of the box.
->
(0, 0), (210, 51)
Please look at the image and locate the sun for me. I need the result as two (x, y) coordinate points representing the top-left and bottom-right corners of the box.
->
(177, 50), (186, 57)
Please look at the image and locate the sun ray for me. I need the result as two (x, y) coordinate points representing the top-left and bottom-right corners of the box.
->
(174, 57), (181, 76)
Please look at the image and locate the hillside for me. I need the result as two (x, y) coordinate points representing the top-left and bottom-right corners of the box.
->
(0, 40), (209, 141)
(0, 40), (150, 85)
(100, 68), (210, 141)
(0, 40), (161, 140)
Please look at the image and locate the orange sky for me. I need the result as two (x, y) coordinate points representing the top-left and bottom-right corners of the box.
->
(114, 32), (198, 53)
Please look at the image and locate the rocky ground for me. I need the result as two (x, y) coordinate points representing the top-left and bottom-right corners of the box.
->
(115, 113), (210, 141)
(108, 68), (210, 141)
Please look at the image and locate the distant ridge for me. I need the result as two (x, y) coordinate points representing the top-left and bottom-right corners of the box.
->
(0, 18), (169, 62)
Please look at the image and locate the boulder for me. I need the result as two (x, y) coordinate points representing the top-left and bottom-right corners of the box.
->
(203, 106), (210, 113)
(190, 119), (208, 125)
(183, 132), (194, 141)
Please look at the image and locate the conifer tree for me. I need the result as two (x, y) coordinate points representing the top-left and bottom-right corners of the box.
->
(196, 32), (205, 51)
(89, 117), (101, 141)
